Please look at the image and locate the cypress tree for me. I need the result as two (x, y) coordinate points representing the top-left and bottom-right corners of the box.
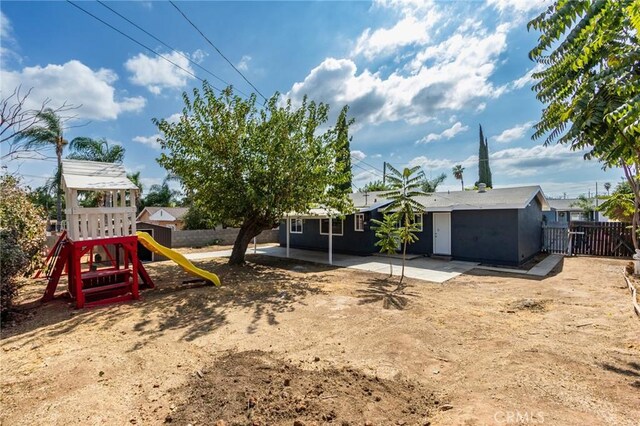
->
(477, 124), (493, 188)
(334, 106), (354, 193)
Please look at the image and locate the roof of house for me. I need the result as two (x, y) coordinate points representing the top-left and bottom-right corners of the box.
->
(547, 198), (592, 211)
(349, 191), (390, 208)
(408, 186), (550, 211)
(61, 159), (139, 191)
(137, 206), (189, 221)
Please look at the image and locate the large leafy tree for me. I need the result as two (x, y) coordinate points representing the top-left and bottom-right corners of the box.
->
(155, 84), (352, 264)
(14, 109), (67, 229)
(382, 164), (427, 283)
(67, 137), (125, 163)
(528, 0), (640, 246)
(599, 181), (634, 222)
(452, 164), (465, 190)
(361, 180), (391, 192)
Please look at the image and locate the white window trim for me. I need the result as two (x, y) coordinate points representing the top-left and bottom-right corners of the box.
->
(290, 218), (303, 234)
(354, 213), (365, 232)
(320, 218), (344, 236)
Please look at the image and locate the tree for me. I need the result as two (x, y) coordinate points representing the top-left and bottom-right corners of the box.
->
(183, 202), (218, 230)
(361, 180), (391, 192)
(599, 181), (634, 222)
(1, 86), (74, 159)
(67, 137), (125, 163)
(142, 177), (181, 207)
(1, 175), (46, 321)
(452, 164), (465, 190)
(14, 109), (68, 229)
(421, 172), (446, 193)
(570, 194), (595, 220)
(476, 124), (492, 187)
(528, 0), (640, 247)
(382, 164), (427, 284)
(604, 182), (611, 195)
(127, 171), (144, 211)
(371, 213), (401, 278)
(333, 106), (354, 193)
(28, 185), (56, 220)
(155, 84), (352, 264)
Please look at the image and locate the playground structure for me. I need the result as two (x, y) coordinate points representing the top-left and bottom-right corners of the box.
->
(38, 160), (220, 309)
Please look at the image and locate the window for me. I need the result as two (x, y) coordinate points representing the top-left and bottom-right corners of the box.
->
(395, 214), (423, 231)
(413, 213), (423, 232)
(354, 214), (365, 232)
(290, 218), (303, 234)
(320, 218), (343, 236)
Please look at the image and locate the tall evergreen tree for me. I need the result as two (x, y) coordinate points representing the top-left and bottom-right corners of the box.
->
(476, 124), (493, 188)
(333, 106), (354, 193)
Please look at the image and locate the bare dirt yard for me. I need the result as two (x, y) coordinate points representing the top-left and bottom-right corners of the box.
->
(1, 255), (639, 425)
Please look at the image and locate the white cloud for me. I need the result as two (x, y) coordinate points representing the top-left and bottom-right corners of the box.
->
(417, 121), (468, 144)
(166, 113), (182, 124)
(125, 51), (195, 94)
(352, 11), (440, 60)
(1, 10), (12, 40)
(488, 144), (586, 177)
(191, 49), (208, 64)
(132, 134), (162, 150)
(487, 0), (552, 14)
(351, 150), (366, 163)
(237, 55), (252, 71)
(510, 63), (545, 90)
(494, 121), (535, 143)
(287, 20), (510, 125)
(0, 60), (146, 120)
(407, 155), (454, 171)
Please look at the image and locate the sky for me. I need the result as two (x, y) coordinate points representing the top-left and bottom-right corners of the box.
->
(0, 0), (622, 198)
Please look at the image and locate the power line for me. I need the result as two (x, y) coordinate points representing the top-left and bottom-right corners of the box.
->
(168, 0), (268, 102)
(66, 1), (222, 94)
(95, 0), (250, 99)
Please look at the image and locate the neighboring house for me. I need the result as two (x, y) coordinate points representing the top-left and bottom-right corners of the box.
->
(279, 186), (550, 266)
(543, 199), (599, 223)
(137, 207), (188, 230)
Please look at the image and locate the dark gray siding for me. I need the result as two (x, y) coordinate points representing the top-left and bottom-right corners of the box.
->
(278, 211), (381, 255)
(451, 210), (520, 265)
(517, 199), (543, 263)
(405, 212), (433, 255)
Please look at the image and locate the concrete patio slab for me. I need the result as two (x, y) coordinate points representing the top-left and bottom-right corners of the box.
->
(183, 245), (477, 283)
(474, 253), (564, 278)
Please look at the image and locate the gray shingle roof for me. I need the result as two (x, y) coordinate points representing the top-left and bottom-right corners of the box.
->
(407, 186), (549, 211)
(547, 198), (593, 211)
(140, 206), (189, 220)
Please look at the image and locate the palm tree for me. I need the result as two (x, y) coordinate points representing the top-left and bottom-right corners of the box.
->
(14, 108), (67, 229)
(604, 182), (611, 195)
(452, 165), (465, 190)
(143, 177), (181, 207)
(127, 171), (144, 212)
(421, 172), (446, 193)
(382, 164), (427, 284)
(67, 137), (125, 163)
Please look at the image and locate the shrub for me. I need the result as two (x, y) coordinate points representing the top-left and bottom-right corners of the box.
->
(0, 176), (46, 321)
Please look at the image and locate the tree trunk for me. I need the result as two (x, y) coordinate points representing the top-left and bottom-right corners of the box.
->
(228, 220), (262, 265)
(55, 144), (63, 231)
(461, 178), (464, 191)
(621, 160), (639, 250)
(400, 239), (406, 286)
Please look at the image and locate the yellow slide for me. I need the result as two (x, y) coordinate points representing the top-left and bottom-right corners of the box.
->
(136, 231), (221, 286)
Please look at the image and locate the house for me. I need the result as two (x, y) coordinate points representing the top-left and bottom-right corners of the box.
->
(543, 198), (599, 223)
(136, 207), (189, 230)
(279, 185), (550, 266)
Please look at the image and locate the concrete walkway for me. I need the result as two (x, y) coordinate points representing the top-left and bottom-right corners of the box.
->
(474, 254), (564, 278)
(183, 245), (477, 283)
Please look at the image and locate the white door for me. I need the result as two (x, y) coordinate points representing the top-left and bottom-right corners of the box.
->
(433, 213), (451, 255)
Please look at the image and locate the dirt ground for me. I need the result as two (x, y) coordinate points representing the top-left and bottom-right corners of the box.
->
(1, 255), (639, 425)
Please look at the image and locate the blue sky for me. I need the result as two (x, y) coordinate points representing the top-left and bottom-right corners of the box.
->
(1, 0), (621, 198)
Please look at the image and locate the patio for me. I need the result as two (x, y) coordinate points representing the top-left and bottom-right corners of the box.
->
(184, 245), (477, 283)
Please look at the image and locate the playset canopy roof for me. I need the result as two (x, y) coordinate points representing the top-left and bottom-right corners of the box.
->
(61, 159), (139, 191)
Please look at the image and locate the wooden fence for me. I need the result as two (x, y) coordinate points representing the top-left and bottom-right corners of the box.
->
(543, 221), (635, 257)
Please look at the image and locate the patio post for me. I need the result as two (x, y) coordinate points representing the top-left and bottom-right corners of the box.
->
(286, 216), (290, 258)
(328, 215), (333, 265)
